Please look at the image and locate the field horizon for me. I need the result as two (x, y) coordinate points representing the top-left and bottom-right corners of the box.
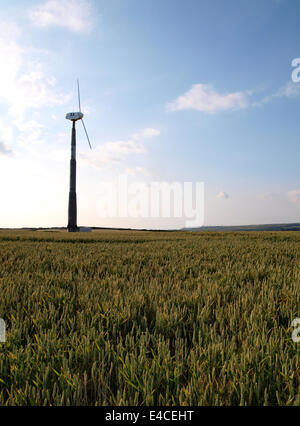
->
(2, 221), (300, 233)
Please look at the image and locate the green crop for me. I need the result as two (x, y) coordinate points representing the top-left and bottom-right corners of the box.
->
(0, 230), (299, 405)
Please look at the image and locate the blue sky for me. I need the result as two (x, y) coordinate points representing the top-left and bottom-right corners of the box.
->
(1, 0), (300, 228)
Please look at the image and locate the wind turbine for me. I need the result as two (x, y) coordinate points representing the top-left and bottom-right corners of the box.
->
(66, 80), (92, 232)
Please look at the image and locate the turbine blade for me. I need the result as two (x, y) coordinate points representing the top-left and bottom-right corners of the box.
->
(81, 119), (92, 150)
(77, 79), (81, 112)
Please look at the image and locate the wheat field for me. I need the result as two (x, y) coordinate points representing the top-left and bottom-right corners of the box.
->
(0, 230), (299, 405)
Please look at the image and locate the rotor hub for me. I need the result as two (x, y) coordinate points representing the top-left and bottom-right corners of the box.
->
(66, 112), (84, 121)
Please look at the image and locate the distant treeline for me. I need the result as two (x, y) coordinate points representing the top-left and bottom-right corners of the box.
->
(1, 223), (300, 232)
(185, 223), (300, 232)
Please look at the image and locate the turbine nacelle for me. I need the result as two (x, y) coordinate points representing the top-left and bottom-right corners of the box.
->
(65, 80), (92, 150)
(66, 112), (84, 121)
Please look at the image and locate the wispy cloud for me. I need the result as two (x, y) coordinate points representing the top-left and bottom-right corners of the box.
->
(29, 0), (95, 33)
(166, 84), (248, 113)
(104, 140), (145, 154)
(78, 128), (160, 169)
(254, 81), (300, 106)
(124, 167), (152, 177)
(78, 141), (139, 169)
(132, 128), (161, 140)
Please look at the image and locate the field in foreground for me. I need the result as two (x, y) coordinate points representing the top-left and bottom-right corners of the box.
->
(0, 230), (299, 406)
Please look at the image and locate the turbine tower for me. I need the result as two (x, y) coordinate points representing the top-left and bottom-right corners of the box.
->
(66, 80), (92, 232)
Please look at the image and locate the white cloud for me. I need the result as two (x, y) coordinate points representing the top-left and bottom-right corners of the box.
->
(279, 81), (300, 97)
(132, 128), (160, 140)
(217, 191), (229, 199)
(124, 167), (151, 177)
(167, 81), (300, 113)
(254, 82), (300, 106)
(78, 148), (119, 169)
(0, 23), (68, 122)
(78, 140), (144, 168)
(0, 121), (13, 156)
(78, 128), (160, 169)
(0, 121), (13, 143)
(17, 120), (46, 152)
(10, 70), (68, 128)
(29, 0), (95, 33)
(0, 21), (22, 41)
(0, 18), (70, 152)
(0, 141), (13, 156)
(166, 84), (248, 113)
(105, 140), (145, 154)
(287, 189), (300, 205)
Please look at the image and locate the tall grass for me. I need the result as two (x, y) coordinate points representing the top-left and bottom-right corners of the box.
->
(0, 230), (299, 405)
